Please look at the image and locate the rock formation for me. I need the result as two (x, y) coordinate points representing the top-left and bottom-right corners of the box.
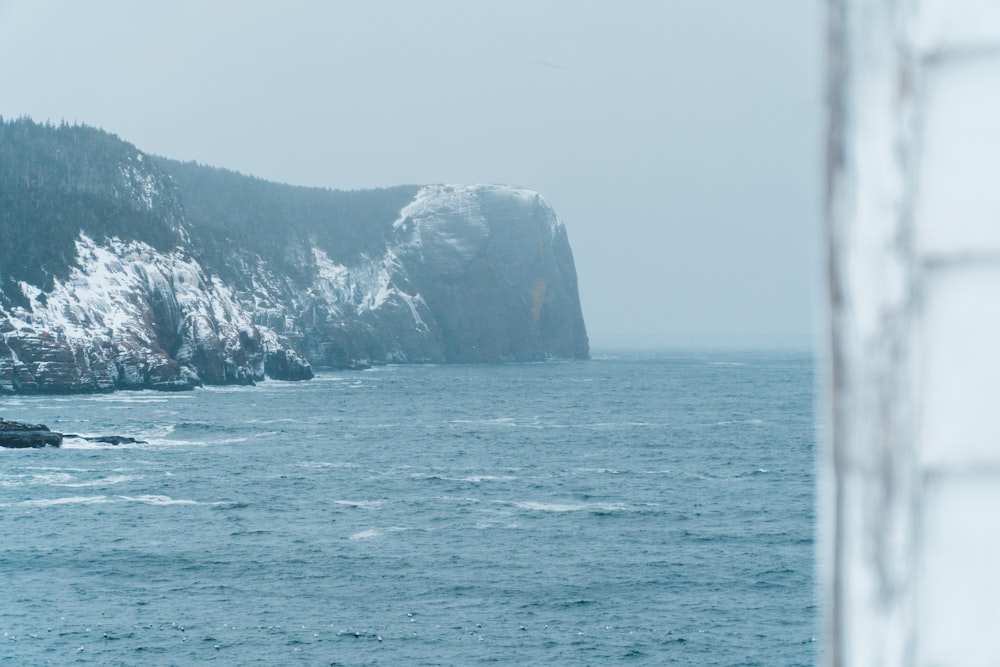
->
(0, 416), (147, 448)
(0, 418), (62, 448)
(0, 119), (589, 393)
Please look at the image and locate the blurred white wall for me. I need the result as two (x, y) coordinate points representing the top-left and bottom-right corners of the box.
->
(824, 1), (1000, 665)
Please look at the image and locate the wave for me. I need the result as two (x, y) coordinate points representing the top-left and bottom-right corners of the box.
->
(133, 433), (248, 448)
(61, 440), (147, 450)
(18, 495), (110, 507)
(347, 526), (410, 540)
(55, 474), (141, 488)
(0, 472), (142, 488)
(79, 394), (180, 404)
(349, 529), (380, 540)
(332, 500), (383, 509)
(454, 475), (517, 483)
(734, 468), (770, 477)
(509, 500), (631, 513)
(432, 495), (482, 505)
(28, 472), (74, 485)
(6, 494), (234, 508)
(1, 468), (94, 487)
(129, 438), (210, 448)
(449, 418), (516, 425)
(711, 418), (765, 427)
(407, 472), (517, 484)
(116, 495), (200, 506)
(172, 421), (226, 432)
(297, 461), (358, 469)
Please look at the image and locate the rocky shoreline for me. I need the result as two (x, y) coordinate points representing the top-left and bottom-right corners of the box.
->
(0, 417), (145, 449)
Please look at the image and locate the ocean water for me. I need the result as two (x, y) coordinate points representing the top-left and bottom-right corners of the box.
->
(0, 350), (815, 666)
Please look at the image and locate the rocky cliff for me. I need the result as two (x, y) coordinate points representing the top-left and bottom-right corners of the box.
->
(0, 119), (588, 393)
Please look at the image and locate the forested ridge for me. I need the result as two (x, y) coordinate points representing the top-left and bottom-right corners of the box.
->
(156, 157), (419, 286)
(0, 118), (180, 302)
(0, 117), (419, 295)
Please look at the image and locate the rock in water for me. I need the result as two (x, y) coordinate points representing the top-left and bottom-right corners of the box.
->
(0, 418), (62, 448)
(0, 119), (589, 394)
(61, 434), (147, 445)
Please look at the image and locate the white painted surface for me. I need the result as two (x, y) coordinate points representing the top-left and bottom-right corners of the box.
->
(913, 0), (1000, 51)
(825, 1), (1000, 665)
(918, 474), (1000, 665)
(919, 268), (1000, 469)
(915, 58), (1000, 257)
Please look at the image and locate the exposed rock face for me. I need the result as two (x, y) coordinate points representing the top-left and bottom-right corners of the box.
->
(0, 120), (589, 393)
(391, 185), (589, 362)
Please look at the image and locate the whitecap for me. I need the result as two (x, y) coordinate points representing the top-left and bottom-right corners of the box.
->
(298, 461), (357, 469)
(20, 495), (110, 507)
(510, 500), (631, 513)
(56, 474), (140, 488)
(349, 529), (380, 540)
(117, 495), (199, 505)
(53, 475), (142, 489)
(449, 418), (516, 426)
(61, 440), (147, 450)
(455, 475), (517, 483)
(333, 500), (383, 509)
(29, 473), (75, 485)
(138, 438), (211, 448)
(433, 495), (482, 504)
(80, 395), (175, 404)
(512, 501), (587, 512)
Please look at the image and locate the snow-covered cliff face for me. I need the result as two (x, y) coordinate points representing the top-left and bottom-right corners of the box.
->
(0, 233), (312, 393)
(0, 121), (589, 393)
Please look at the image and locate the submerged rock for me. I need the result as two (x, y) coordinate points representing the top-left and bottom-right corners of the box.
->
(61, 434), (147, 445)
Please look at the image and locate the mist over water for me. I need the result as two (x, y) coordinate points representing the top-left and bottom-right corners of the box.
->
(1, 351), (814, 665)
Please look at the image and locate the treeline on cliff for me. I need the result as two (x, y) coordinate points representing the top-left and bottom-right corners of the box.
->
(154, 157), (419, 286)
(0, 117), (422, 298)
(0, 118), (179, 305)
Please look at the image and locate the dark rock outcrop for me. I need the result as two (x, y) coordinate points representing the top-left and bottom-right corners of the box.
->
(0, 119), (589, 394)
(264, 349), (314, 381)
(0, 416), (146, 448)
(0, 418), (62, 448)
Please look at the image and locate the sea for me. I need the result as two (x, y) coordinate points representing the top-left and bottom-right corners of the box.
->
(0, 349), (816, 666)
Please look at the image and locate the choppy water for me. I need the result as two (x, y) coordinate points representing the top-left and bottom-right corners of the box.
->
(1, 350), (815, 665)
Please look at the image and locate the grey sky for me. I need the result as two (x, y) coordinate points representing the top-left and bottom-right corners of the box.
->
(0, 0), (822, 349)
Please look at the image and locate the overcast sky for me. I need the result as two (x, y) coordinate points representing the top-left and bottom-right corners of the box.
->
(0, 0), (822, 349)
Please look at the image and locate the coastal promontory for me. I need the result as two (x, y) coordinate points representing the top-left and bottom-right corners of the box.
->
(0, 119), (589, 393)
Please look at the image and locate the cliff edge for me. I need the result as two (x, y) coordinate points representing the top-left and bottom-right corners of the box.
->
(0, 119), (588, 393)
